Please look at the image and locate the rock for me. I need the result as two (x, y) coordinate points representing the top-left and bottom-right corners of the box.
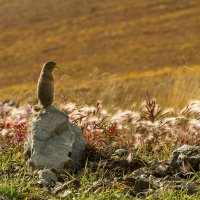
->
(36, 169), (57, 190)
(186, 183), (198, 195)
(24, 106), (87, 172)
(0, 196), (9, 200)
(170, 145), (200, 173)
(123, 177), (136, 187)
(150, 160), (172, 177)
(38, 169), (58, 183)
(130, 167), (151, 177)
(133, 178), (156, 194)
(166, 181), (199, 195)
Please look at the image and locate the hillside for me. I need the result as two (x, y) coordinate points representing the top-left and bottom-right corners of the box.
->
(0, 0), (200, 107)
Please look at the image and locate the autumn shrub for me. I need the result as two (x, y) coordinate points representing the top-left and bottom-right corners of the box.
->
(61, 95), (200, 151)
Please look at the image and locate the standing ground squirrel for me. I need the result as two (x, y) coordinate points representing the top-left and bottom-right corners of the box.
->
(37, 61), (57, 108)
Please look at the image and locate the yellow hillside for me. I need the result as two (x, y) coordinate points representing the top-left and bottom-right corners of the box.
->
(0, 0), (200, 108)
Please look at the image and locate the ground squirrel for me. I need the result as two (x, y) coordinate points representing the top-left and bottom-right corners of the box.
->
(37, 61), (57, 108)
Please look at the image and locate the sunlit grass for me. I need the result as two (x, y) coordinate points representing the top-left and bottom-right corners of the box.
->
(1, 98), (200, 199)
(0, 146), (199, 200)
(1, 0), (200, 108)
(1, 0), (200, 199)
(2, 65), (200, 110)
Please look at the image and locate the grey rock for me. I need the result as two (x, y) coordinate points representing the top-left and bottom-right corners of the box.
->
(130, 167), (151, 177)
(123, 177), (136, 187)
(133, 178), (156, 194)
(150, 161), (171, 177)
(37, 169), (57, 190)
(0, 196), (9, 200)
(38, 168), (58, 183)
(172, 182), (198, 195)
(170, 145), (200, 172)
(24, 106), (87, 172)
(167, 181), (199, 195)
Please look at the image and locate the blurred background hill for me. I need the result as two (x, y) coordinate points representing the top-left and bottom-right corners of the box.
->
(0, 0), (200, 109)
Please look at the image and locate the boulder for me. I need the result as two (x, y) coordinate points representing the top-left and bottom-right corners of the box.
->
(24, 106), (87, 172)
(170, 145), (200, 172)
(133, 178), (156, 194)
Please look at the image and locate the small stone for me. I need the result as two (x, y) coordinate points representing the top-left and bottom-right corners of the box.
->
(130, 167), (151, 177)
(170, 145), (200, 173)
(187, 183), (198, 195)
(0, 196), (9, 200)
(133, 178), (156, 194)
(123, 177), (136, 187)
(38, 169), (58, 183)
(150, 161), (169, 177)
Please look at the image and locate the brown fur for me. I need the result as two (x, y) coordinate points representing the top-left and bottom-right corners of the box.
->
(37, 61), (56, 109)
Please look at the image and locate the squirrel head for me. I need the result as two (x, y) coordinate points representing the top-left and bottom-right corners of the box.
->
(42, 61), (57, 73)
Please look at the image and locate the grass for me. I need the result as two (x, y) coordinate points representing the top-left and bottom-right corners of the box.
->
(0, 145), (199, 200)
(0, 146), (128, 199)
(0, 146), (199, 200)
(1, 98), (200, 199)
(2, 65), (200, 111)
(1, 0), (200, 108)
(1, 1), (200, 198)
(0, 146), (47, 200)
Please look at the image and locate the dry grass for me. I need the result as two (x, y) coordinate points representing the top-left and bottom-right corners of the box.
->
(1, 65), (200, 111)
(0, 0), (200, 108)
